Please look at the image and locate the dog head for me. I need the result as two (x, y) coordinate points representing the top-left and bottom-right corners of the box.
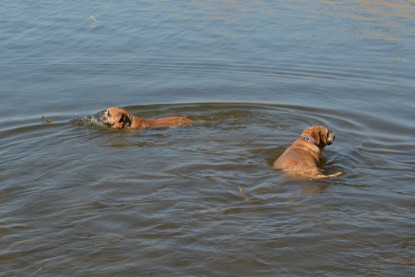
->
(301, 125), (336, 149)
(100, 107), (133, 129)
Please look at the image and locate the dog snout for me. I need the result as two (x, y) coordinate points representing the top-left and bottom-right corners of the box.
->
(327, 130), (335, 145)
(98, 111), (109, 124)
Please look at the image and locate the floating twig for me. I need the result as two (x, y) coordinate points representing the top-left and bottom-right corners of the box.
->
(239, 186), (250, 202)
(32, 267), (42, 275)
(41, 116), (53, 124)
(94, 200), (112, 207)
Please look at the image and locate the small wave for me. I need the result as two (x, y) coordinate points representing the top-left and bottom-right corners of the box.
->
(70, 114), (106, 129)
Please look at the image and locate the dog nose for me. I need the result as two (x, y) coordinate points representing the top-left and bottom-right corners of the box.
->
(98, 111), (107, 122)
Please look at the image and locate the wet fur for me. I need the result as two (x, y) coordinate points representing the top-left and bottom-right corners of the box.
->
(100, 107), (193, 130)
(273, 125), (342, 179)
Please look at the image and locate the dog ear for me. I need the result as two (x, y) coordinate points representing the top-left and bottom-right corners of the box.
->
(309, 129), (321, 146)
(319, 129), (328, 145)
(119, 114), (132, 128)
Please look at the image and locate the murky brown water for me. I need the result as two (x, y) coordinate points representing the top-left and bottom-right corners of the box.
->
(1, 0), (414, 276)
(2, 103), (414, 276)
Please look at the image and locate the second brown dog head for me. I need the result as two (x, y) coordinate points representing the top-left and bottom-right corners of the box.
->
(301, 125), (335, 149)
(100, 107), (133, 129)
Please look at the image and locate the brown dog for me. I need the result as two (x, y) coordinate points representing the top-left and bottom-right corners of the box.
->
(273, 125), (342, 179)
(99, 107), (193, 130)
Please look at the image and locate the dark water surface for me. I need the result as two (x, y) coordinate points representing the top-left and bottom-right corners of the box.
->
(1, 1), (414, 276)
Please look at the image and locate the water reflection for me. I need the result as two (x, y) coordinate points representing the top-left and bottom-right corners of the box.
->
(321, 0), (415, 44)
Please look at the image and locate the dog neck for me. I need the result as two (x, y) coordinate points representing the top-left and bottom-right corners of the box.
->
(129, 115), (153, 129)
(302, 136), (317, 146)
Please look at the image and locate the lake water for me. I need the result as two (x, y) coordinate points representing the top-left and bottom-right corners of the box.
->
(1, 0), (414, 276)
